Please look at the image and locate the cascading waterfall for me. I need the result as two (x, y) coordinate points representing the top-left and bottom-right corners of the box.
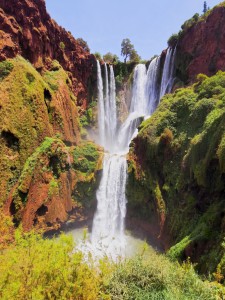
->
(117, 64), (147, 151)
(97, 62), (117, 151)
(91, 154), (127, 258)
(97, 60), (105, 146)
(160, 47), (176, 98)
(90, 54), (176, 259)
(146, 56), (161, 115)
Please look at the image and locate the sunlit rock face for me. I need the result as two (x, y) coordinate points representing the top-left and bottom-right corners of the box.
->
(176, 5), (225, 83)
(0, 0), (96, 108)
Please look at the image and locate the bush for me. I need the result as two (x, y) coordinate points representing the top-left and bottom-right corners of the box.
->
(0, 60), (14, 81)
(59, 41), (65, 51)
(167, 33), (179, 47)
(77, 38), (90, 52)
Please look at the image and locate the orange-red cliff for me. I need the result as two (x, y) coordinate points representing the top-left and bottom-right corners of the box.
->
(176, 4), (225, 83)
(0, 0), (95, 108)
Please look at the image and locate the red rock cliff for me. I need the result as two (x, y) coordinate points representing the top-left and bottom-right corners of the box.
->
(0, 0), (95, 107)
(177, 5), (225, 82)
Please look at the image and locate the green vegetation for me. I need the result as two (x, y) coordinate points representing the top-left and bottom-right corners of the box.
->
(114, 61), (136, 89)
(0, 60), (14, 81)
(128, 70), (225, 274)
(59, 41), (65, 51)
(0, 229), (223, 299)
(0, 57), (53, 205)
(72, 141), (103, 208)
(77, 38), (90, 52)
(94, 52), (102, 60)
(121, 38), (141, 63)
(103, 52), (119, 64)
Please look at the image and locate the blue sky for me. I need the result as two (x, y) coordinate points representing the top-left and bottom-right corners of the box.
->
(45, 0), (221, 60)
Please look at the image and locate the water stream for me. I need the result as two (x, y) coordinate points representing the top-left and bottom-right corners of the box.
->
(71, 48), (176, 260)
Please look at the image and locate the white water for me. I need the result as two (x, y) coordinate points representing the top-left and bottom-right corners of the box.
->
(117, 64), (147, 152)
(160, 47), (176, 98)
(77, 54), (175, 260)
(97, 63), (117, 152)
(91, 154), (127, 258)
(146, 56), (161, 115)
(97, 60), (105, 146)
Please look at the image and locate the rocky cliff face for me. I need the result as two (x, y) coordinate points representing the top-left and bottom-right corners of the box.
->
(0, 0), (95, 108)
(176, 4), (225, 84)
(0, 0), (101, 232)
(128, 71), (225, 274)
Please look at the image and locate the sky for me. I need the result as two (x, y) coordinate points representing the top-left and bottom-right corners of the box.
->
(45, 0), (221, 60)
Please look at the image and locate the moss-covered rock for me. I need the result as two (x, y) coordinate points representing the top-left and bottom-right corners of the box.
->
(128, 70), (225, 274)
(5, 137), (103, 231)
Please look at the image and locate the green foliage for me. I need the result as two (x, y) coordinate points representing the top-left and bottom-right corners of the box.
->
(0, 231), (223, 300)
(0, 60), (14, 81)
(121, 38), (140, 63)
(203, 1), (209, 14)
(181, 13), (200, 31)
(114, 61), (136, 89)
(129, 49), (141, 63)
(77, 38), (90, 52)
(0, 230), (105, 300)
(0, 56), (53, 205)
(103, 52), (119, 64)
(94, 52), (102, 60)
(59, 41), (65, 51)
(167, 33), (179, 47)
(18, 137), (58, 194)
(72, 141), (102, 208)
(127, 70), (225, 273)
(73, 141), (100, 174)
(106, 249), (221, 299)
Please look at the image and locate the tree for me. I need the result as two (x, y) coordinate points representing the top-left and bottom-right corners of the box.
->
(129, 49), (141, 63)
(121, 38), (135, 63)
(103, 52), (119, 64)
(94, 52), (102, 60)
(77, 38), (90, 52)
(203, 1), (207, 14)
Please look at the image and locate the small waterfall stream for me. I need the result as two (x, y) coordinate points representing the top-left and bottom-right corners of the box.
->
(78, 48), (176, 260)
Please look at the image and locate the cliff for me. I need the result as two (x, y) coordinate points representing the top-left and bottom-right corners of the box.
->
(0, 0), (96, 108)
(128, 71), (225, 274)
(0, 0), (101, 231)
(175, 3), (225, 84)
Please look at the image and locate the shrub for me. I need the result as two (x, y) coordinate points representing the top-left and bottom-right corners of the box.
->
(0, 60), (14, 81)
(77, 38), (90, 52)
(167, 33), (179, 47)
(59, 41), (65, 51)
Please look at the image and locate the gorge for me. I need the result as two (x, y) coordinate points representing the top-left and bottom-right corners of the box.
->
(1, 0), (225, 299)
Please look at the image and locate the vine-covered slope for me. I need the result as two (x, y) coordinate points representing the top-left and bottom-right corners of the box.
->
(128, 71), (225, 274)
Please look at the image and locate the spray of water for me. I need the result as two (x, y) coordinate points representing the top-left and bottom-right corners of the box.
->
(81, 53), (176, 260)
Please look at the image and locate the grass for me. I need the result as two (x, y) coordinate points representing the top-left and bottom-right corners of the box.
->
(0, 229), (224, 300)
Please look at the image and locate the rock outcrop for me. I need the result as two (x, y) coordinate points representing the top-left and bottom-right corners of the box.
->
(128, 71), (225, 274)
(0, 0), (100, 231)
(0, 0), (95, 108)
(176, 4), (225, 83)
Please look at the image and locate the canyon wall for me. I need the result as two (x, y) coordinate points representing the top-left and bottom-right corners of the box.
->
(0, 0), (100, 231)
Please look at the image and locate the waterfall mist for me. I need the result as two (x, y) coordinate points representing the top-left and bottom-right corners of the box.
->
(83, 50), (176, 259)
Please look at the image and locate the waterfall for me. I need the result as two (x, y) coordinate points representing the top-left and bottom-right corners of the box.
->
(108, 65), (117, 149)
(91, 154), (127, 258)
(97, 62), (117, 151)
(160, 47), (176, 98)
(146, 56), (161, 115)
(91, 55), (176, 259)
(97, 61), (105, 146)
(117, 64), (147, 151)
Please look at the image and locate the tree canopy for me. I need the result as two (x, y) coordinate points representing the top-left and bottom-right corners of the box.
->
(77, 38), (90, 52)
(103, 52), (119, 64)
(121, 38), (140, 63)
